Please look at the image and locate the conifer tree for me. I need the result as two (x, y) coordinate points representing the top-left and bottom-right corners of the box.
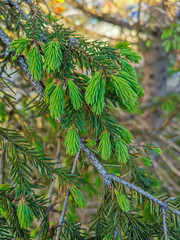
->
(0, 1), (179, 239)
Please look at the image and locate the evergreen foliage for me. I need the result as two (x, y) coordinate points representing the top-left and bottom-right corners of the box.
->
(27, 46), (44, 81)
(98, 131), (112, 160)
(85, 71), (105, 115)
(67, 79), (82, 110)
(65, 129), (80, 156)
(0, 0), (179, 239)
(44, 40), (63, 74)
(115, 139), (129, 163)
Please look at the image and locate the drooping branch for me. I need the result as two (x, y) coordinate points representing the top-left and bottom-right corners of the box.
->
(56, 150), (81, 240)
(1, 24), (179, 239)
(0, 27), (45, 97)
(80, 141), (180, 216)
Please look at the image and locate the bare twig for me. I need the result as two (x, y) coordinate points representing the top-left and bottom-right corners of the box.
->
(7, 0), (30, 20)
(161, 154), (180, 177)
(48, 137), (61, 207)
(56, 151), (81, 239)
(162, 208), (168, 240)
(0, 140), (6, 184)
(0, 52), (11, 78)
(42, 0), (51, 14)
(157, 134), (180, 153)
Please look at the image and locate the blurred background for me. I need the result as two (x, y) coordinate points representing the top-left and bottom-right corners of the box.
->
(0, 0), (180, 229)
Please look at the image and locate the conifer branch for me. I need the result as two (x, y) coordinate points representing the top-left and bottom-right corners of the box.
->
(80, 141), (180, 217)
(1, 23), (179, 217)
(56, 150), (81, 239)
(0, 27), (45, 97)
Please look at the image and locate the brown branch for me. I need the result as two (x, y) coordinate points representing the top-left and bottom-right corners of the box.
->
(161, 154), (180, 177)
(66, 0), (136, 31)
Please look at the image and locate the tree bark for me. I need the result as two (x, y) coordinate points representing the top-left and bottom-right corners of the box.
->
(141, 39), (169, 130)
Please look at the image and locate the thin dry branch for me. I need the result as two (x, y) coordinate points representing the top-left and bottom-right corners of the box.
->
(56, 151), (81, 239)
(7, 0), (30, 20)
(66, 0), (135, 30)
(48, 136), (61, 207)
(162, 207), (168, 240)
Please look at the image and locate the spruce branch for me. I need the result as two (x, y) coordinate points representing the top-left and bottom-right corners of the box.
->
(0, 27), (45, 97)
(79, 140), (180, 212)
(56, 150), (81, 239)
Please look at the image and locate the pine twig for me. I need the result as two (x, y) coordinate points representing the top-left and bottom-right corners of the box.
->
(56, 150), (81, 240)
(7, 0), (30, 20)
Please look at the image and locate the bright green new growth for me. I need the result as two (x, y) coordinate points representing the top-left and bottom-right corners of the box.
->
(70, 186), (87, 209)
(49, 85), (64, 119)
(115, 139), (129, 163)
(114, 190), (130, 212)
(44, 81), (55, 103)
(17, 202), (33, 229)
(85, 71), (105, 115)
(27, 47), (43, 81)
(44, 40), (63, 74)
(9, 38), (30, 56)
(67, 80), (82, 110)
(64, 129), (80, 156)
(98, 131), (112, 160)
(115, 41), (142, 63)
(119, 70), (144, 97)
(112, 75), (138, 112)
(119, 126), (133, 144)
